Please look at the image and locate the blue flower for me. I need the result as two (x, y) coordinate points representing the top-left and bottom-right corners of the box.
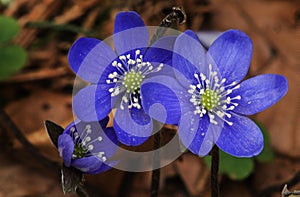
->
(141, 29), (288, 157)
(68, 11), (175, 146)
(58, 117), (118, 174)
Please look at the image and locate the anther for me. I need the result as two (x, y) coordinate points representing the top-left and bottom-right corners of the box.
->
(88, 145), (94, 150)
(107, 50), (164, 110)
(187, 66), (243, 127)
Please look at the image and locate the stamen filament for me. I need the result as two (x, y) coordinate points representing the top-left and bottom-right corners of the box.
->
(106, 50), (163, 110)
(187, 65), (242, 126)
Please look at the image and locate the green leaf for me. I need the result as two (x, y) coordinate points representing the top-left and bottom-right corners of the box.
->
(256, 146), (274, 162)
(255, 121), (274, 162)
(219, 151), (254, 180)
(0, 0), (12, 6)
(0, 45), (27, 80)
(0, 16), (20, 43)
(203, 121), (274, 180)
(204, 151), (254, 180)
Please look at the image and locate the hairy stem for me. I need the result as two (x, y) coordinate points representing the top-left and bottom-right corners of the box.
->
(211, 145), (220, 197)
(149, 7), (186, 197)
(150, 131), (161, 197)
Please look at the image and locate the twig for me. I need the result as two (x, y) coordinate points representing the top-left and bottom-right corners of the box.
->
(26, 21), (92, 36)
(259, 170), (300, 197)
(211, 145), (219, 197)
(0, 108), (60, 171)
(3, 67), (68, 83)
(281, 184), (300, 197)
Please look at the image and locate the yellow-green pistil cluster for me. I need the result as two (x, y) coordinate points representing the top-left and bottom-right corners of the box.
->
(73, 145), (88, 159)
(201, 89), (221, 111)
(70, 125), (107, 161)
(106, 50), (164, 110)
(123, 71), (144, 93)
(188, 64), (242, 126)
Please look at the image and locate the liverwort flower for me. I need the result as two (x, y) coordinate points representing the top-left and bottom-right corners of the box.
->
(68, 11), (175, 146)
(141, 29), (288, 157)
(58, 117), (118, 174)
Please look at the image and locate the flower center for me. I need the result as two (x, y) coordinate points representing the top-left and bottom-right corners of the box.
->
(73, 144), (88, 158)
(188, 64), (241, 126)
(106, 49), (163, 110)
(123, 71), (143, 93)
(70, 125), (107, 161)
(201, 89), (221, 111)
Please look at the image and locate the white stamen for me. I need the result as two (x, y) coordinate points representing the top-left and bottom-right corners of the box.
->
(187, 66), (242, 126)
(98, 151), (104, 157)
(119, 55), (126, 60)
(106, 50), (163, 110)
(85, 136), (91, 142)
(88, 144), (94, 150)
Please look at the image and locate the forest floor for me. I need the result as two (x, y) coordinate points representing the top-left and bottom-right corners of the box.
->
(0, 0), (300, 196)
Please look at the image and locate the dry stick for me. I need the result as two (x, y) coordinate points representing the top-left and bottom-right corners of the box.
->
(211, 145), (220, 197)
(259, 170), (300, 197)
(281, 184), (300, 197)
(0, 108), (60, 171)
(149, 7), (186, 197)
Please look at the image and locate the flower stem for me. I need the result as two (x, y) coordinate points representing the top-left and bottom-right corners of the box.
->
(211, 145), (220, 197)
(149, 7), (186, 197)
(150, 131), (161, 197)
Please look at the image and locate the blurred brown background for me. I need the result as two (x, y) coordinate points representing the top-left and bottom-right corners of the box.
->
(0, 0), (299, 196)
